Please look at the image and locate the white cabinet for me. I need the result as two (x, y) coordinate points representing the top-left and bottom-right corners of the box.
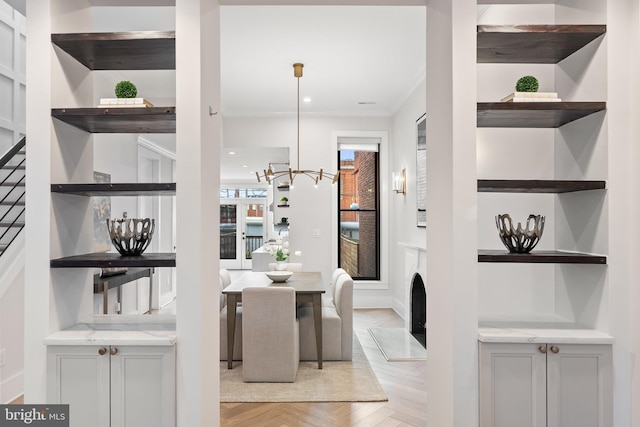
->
(47, 345), (176, 427)
(479, 342), (612, 427)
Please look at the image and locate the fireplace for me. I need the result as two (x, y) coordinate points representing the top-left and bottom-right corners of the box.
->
(410, 273), (426, 348)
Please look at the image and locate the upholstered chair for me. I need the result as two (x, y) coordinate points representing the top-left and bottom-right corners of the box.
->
(219, 268), (232, 288)
(267, 262), (304, 272)
(242, 287), (299, 382)
(298, 273), (353, 361)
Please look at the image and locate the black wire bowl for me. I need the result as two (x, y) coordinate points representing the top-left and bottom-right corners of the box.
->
(107, 217), (155, 256)
(495, 214), (545, 253)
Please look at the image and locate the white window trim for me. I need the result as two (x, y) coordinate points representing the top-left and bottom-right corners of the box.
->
(331, 130), (389, 290)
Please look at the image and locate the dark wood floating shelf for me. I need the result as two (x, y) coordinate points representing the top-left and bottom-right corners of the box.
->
(51, 252), (176, 268)
(478, 180), (606, 193)
(477, 25), (606, 63)
(51, 183), (176, 196)
(478, 250), (606, 264)
(52, 107), (176, 133)
(51, 31), (175, 70)
(477, 102), (606, 128)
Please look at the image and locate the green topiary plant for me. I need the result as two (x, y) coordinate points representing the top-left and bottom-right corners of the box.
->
(515, 75), (539, 92)
(115, 80), (138, 98)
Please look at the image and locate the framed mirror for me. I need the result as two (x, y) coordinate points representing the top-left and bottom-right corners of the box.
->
(416, 113), (426, 228)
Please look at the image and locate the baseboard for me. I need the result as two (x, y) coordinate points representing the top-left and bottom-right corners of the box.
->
(353, 295), (394, 308)
(1, 370), (24, 404)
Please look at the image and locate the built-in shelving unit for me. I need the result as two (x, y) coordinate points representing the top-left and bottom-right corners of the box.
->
(51, 31), (176, 70)
(476, 18), (612, 424)
(51, 183), (176, 196)
(477, 24), (606, 265)
(50, 30), (177, 269)
(477, 25), (606, 63)
(478, 179), (605, 193)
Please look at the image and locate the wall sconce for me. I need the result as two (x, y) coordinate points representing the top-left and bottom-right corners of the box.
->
(392, 168), (406, 195)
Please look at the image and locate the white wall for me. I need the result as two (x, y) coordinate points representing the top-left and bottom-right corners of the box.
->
(389, 78), (425, 316)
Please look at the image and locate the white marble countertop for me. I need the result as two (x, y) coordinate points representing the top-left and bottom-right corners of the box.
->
(44, 315), (176, 346)
(478, 318), (614, 344)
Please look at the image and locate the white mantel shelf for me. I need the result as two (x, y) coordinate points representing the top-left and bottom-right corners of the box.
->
(44, 315), (176, 346)
(478, 320), (614, 344)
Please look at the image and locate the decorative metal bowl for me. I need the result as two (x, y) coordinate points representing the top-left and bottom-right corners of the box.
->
(495, 214), (545, 253)
(106, 217), (155, 256)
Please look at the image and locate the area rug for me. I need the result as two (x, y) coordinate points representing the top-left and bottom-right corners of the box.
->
(368, 327), (427, 361)
(220, 336), (387, 402)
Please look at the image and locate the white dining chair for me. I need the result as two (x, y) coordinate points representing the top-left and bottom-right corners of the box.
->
(242, 286), (299, 382)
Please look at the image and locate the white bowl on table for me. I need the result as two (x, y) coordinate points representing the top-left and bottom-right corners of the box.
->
(265, 271), (294, 283)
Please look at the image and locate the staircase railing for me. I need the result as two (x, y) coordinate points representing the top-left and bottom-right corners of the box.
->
(0, 137), (26, 257)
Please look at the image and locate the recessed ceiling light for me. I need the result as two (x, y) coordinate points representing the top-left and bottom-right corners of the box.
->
(303, 97), (311, 103)
(242, 165), (248, 168)
(228, 151), (236, 155)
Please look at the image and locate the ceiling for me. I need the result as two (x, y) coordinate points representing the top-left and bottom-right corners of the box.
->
(220, 6), (426, 117)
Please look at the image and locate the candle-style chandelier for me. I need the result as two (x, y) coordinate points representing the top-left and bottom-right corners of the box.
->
(256, 63), (338, 187)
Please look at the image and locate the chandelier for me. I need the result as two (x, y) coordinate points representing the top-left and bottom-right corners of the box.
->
(256, 63), (338, 187)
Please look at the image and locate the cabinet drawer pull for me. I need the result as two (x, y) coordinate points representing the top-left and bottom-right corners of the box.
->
(550, 345), (560, 354)
(110, 347), (118, 356)
(98, 347), (107, 356)
(538, 345), (547, 354)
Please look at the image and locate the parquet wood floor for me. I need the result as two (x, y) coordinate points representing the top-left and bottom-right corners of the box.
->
(220, 308), (427, 427)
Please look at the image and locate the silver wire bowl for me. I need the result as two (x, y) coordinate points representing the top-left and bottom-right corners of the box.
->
(107, 217), (155, 256)
(495, 214), (545, 253)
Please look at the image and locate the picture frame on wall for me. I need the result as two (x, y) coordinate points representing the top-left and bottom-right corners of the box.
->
(416, 113), (426, 228)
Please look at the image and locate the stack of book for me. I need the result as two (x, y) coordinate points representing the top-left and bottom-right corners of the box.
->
(500, 92), (561, 102)
(98, 98), (154, 108)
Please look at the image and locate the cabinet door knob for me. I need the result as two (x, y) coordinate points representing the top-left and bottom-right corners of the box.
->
(550, 345), (560, 354)
(98, 347), (107, 356)
(110, 347), (118, 356)
(538, 345), (547, 354)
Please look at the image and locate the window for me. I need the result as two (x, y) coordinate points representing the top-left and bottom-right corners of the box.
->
(337, 143), (380, 280)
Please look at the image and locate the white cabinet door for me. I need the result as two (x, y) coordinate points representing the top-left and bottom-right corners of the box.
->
(47, 346), (111, 427)
(48, 345), (175, 427)
(110, 345), (176, 427)
(480, 342), (613, 427)
(546, 344), (612, 427)
(479, 343), (547, 427)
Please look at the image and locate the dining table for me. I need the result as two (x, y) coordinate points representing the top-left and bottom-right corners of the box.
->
(222, 271), (326, 369)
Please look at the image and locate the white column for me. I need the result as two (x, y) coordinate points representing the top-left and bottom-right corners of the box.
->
(425, 1), (478, 426)
(607, 1), (637, 425)
(24, 0), (51, 403)
(175, 0), (220, 426)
